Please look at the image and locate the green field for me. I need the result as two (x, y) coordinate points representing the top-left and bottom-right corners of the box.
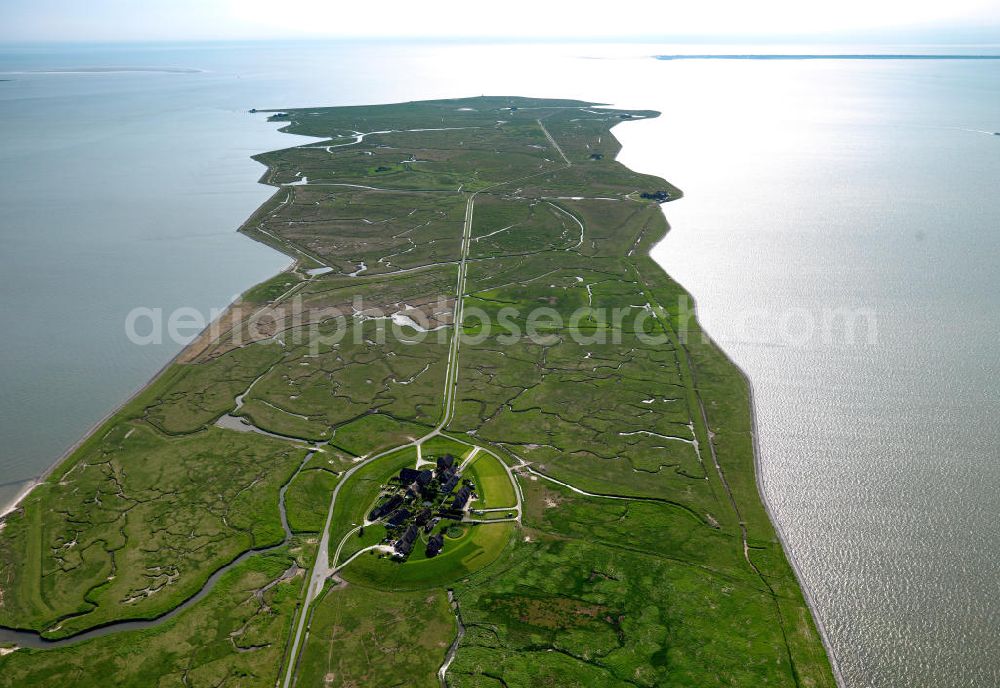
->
(326, 446), (419, 557)
(341, 522), (514, 590)
(330, 413), (433, 457)
(242, 270), (302, 304)
(465, 452), (517, 509)
(0, 96), (833, 687)
(285, 468), (340, 533)
(420, 434), (474, 460)
(295, 584), (454, 688)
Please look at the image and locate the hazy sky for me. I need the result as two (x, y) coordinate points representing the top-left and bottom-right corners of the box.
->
(2, 0), (999, 43)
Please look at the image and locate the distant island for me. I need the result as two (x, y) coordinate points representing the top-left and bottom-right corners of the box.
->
(11, 66), (203, 74)
(0, 96), (836, 687)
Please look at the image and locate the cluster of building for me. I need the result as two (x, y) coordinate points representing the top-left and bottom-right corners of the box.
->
(366, 453), (476, 560)
(640, 190), (672, 203)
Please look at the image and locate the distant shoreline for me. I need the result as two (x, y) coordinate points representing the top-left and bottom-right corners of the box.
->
(0, 67), (202, 75)
(654, 54), (1000, 60)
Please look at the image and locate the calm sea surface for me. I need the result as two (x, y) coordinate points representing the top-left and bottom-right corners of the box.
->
(0, 41), (997, 686)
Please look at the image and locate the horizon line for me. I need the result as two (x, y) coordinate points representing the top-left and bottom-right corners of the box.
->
(654, 53), (1000, 60)
(2, 36), (1000, 48)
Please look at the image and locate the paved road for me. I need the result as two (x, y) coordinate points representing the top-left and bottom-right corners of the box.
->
(280, 187), (479, 688)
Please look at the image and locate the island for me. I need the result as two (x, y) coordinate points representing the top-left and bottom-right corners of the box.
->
(0, 96), (835, 687)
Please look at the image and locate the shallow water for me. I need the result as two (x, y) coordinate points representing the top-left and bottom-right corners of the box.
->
(0, 40), (997, 685)
(615, 58), (1000, 687)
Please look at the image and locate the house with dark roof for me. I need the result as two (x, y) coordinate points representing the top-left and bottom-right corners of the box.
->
(426, 533), (444, 557)
(399, 467), (422, 484)
(394, 524), (418, 556)
(436, 454), (455, 475)
(369, 494), (403, 521)
(416, 469), (433, 487)
(451, 485), (472, 511)
(441, 473), (460, 494)
(415, 508), (432, 526)
(386, 508), (411, 528)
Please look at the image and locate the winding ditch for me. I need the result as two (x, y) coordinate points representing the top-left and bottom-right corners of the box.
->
(0, 449), (315, 650)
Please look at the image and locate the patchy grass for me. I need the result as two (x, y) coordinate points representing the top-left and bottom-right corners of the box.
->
(330, 414), (431, 458)
(295, 584), (454, 688)
(0, 547), (309, 686)
(285, 468), (339, 533)
(242, 271), (301, 304)
(420, 434), (473, 460)
(0, 424), (305, 637)
(450, 536), (796, 687)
